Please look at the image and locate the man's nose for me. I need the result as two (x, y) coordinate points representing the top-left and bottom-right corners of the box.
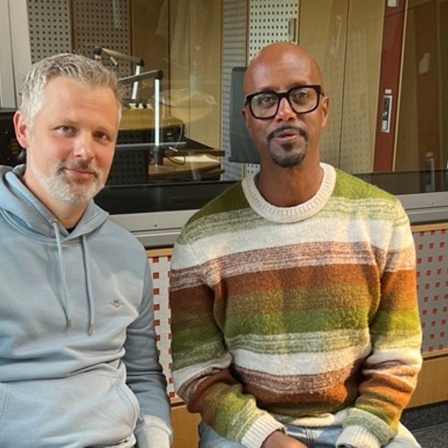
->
(275, 97), (296, 120)
(73, 134), (94, 158)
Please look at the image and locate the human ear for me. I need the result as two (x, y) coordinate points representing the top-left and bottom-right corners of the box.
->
(321, 96), (329, 129)
(13, 111), (30, 149)
(242, 108), (253, 137)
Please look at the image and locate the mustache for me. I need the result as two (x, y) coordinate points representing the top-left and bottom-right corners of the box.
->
(56, 161), (100, 179)
(267, 125), (308, 142)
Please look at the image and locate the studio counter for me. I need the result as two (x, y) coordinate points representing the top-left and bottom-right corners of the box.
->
(97, 180), (236, 248)
(96, 170), (448, 248)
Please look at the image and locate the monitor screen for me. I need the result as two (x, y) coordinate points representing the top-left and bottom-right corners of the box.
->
(229, 67), (260, 164)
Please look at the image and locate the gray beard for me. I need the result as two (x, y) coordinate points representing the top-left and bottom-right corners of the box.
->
(28, 152), (103, 206)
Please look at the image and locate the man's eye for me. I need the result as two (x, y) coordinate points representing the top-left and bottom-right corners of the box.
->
(254, 94), (277, 108)
(291, 89), (312, 104)
(94, 131), (110, 141)
(57, 125), (73, 133)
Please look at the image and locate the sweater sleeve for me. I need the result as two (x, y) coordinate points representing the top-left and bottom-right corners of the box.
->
(169, 240), (284, 448)
(338, 202), (423, 448)
(123, 259), (173, 448)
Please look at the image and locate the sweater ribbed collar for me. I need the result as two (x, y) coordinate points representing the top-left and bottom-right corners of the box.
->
(242, 163), (336, 223)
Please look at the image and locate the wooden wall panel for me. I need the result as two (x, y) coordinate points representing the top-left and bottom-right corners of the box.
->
(373, 1), (406, 172)
(408, 354), (448, 407)
(300, 0), (384, 173)
(299, 0), (348, 168)
(395, 6), (420, 171)
(171, 404), (201, 448)
(340, 1), (383, 173)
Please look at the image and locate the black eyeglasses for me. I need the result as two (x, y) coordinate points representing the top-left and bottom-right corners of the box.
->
(244, 85), (324, 119)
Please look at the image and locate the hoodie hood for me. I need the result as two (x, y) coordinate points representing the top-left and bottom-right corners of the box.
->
(0, 164), (109, 334)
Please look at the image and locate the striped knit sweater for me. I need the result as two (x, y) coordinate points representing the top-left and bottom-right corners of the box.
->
(169, 163), (422, 448)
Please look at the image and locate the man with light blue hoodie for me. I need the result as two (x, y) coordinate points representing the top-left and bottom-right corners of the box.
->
(0, 53), (172, 447)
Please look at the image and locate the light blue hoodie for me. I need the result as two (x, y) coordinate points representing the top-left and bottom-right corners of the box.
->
(0, 165), (172, 447)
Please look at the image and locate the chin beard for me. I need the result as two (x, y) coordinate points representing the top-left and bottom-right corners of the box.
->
(30, 158), (104, 206)
(269, 142), (306, 168)
(48, 175), (104, 206)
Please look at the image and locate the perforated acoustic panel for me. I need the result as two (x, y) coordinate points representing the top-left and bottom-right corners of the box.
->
(221, 0), (248, 181)
(414, 227), (448, 354)
(339, 27), (374, 174)
(27, 0), (71, 63)
(248, 0), (298, 60)
(71, 0), (132, 80)
(245, 0), (299, 176)
(26, 0), (132, 80)
(222, 1), (299, 179)
(148, 255), (175, 399)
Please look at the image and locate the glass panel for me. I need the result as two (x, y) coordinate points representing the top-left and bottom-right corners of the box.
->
(396, 0), (448, 175)
(299, 0), (447, 194)
(69, 0), (224, 187)
(3, 0), (446, 202)
(300, 0), (387, 174)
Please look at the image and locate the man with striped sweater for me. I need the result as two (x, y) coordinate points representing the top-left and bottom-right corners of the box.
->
(169, 42), (422, 448)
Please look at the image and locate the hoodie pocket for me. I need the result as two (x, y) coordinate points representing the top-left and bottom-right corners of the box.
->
(0, 374), (141, 446)
(110, 376), (140, 421)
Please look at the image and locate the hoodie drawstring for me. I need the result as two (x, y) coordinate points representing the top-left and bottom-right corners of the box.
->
(53, 220), (72, 329)
(53, 220), (95, 335)
(81, 236), (95, 335)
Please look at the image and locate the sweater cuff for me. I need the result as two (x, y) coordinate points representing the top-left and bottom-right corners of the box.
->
(135, 415), (172, 448)
(241, 414), (285, 448)
(337, 425), (380, 448)
(342, 407), (396, 446)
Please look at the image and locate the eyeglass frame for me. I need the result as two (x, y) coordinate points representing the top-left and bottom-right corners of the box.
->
(244, 84), (325, 120)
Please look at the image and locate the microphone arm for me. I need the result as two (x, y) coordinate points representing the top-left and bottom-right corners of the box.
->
(118, 70), (164, 84)
(94, 46), (145, 100)
(93, 46), (144, 66)
(94, 46), (166, 166)
(119, 70), (165, 166)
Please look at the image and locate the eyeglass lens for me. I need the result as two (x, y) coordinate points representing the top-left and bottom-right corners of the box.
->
(249, 86), (320, 119)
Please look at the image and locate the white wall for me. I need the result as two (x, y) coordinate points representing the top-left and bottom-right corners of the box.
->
(0, 0), (32, 108)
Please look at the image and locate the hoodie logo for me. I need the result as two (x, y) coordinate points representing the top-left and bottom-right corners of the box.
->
(111, 300), (122, 309)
